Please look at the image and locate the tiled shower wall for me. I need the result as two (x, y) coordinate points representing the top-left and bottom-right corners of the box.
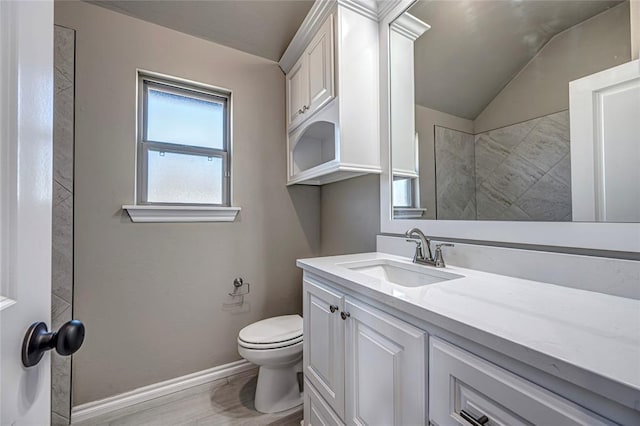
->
(52, 25), (75, 426)
(435, 111), (572, 221)
(434, 127), (476, 220)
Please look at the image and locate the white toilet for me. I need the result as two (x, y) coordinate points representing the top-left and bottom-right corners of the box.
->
(237, 314), (303, 413)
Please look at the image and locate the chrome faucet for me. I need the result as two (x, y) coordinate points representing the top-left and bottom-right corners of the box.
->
(405, 228), (433, 264)
(404, 228), (454, 268)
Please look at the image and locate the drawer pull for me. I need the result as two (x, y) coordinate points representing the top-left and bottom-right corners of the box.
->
(460, 410), (489, 426)
(329, 305), (338, 313)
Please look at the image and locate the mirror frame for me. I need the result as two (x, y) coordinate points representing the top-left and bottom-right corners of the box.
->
(378, 0), (640, 253)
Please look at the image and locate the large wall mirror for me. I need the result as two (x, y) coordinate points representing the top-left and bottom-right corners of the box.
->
(389, 0), (639, 224)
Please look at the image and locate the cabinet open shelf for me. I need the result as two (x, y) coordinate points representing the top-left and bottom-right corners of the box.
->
(291, 120), (337, 176)
(288, 119), (379, 185)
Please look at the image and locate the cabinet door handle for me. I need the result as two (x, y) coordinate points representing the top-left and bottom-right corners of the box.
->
(302, 105), (309, 111)
(297, 108), (304, 114)
(460, 410), (489, 426)
(340, 311), (350, 320)
(329, 305), (338, 313)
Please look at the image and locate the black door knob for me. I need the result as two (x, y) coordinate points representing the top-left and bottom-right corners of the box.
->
(22, 320), (85, 367)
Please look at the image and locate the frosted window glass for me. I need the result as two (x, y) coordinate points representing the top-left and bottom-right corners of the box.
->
(393, 178), (412, 207)
(147, 150), (223, 204)
(146, 88), (225, 149)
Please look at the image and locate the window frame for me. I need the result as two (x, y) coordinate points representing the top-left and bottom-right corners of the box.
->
(136, 72), (232, 207)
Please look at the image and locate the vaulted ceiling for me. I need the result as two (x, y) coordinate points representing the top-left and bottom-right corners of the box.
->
(89, 0), (314, 61)
(407, 0), (625, 119)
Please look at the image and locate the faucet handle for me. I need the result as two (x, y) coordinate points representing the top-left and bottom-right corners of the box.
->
(405, 238), (423, 263)
(433, 243), (454, 268)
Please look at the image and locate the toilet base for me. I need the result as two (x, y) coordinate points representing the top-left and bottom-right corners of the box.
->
(254, 360), (303, 413)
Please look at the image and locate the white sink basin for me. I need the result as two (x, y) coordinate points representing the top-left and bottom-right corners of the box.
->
(338, 258), (463, 287)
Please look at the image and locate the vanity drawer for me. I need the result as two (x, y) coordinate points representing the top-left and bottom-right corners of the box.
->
(429, 337), (616, 426)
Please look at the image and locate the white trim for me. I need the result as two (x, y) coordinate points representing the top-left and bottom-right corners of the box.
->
(71, 360), (255, 424)
(376, 0), (403, 21)
(378, 1), (640, 253)
(280, 0), (336, 73)
(123, 205), (240, 223)
(0, 296), (16, 312)
(279, 0), (381, 73)
(390, 13), (429, 41)
(287, 162), (382, 186)
(392, 169), (419, 179)
(338, 0), (379, 21)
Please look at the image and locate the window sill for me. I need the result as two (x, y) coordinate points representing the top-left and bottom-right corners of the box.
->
(123, 205), (240, 223)
(393, 207), (426, 219)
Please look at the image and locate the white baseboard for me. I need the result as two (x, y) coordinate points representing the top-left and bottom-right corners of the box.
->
(71, 359), (255, 424)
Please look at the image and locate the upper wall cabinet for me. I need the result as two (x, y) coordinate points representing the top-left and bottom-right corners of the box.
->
(282, 2), (381, 185)
(287, 16), (334, 130)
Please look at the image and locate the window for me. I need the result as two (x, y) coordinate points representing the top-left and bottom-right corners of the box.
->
(393, 176), (416, 208)
(137, 73), (231, 206)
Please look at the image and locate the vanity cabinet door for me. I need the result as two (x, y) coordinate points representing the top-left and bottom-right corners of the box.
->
(303, 278), (345, 419)
(305, 14), (334, 116)
(344, 298), (426, 426)
(287, 55), (309, 129)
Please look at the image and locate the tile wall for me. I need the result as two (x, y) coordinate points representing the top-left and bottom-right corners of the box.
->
(435, 111), (572, 221)
(434, 126), (476, 220)
(52, 24), (75, 426)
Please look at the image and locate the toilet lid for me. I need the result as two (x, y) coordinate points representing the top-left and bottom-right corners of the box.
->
(238, 314), (302, 345)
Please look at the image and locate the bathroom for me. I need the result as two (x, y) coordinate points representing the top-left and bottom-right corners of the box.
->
(0, 0), (638, 425)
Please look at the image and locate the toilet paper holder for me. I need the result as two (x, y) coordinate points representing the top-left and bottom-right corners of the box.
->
(228, 277), (250, 297)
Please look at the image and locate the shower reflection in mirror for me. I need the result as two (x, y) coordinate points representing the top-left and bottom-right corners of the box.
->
(390, 0), (639, 223)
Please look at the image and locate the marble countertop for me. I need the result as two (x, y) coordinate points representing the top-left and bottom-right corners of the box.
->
(297, 252), (640, 409)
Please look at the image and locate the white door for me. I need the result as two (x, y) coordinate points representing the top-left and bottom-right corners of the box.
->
(303, 277), (345, 419)
(344, 298), (426, 426)
(1, 1), (54, 425)
(305, 14), (334, 116)
(570, 59), (640, 222)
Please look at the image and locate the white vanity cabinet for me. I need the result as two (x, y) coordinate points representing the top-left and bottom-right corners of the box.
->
(283, 4), (381, 186)
(298, 254), (639, 426)
(303, 276), (426, 426)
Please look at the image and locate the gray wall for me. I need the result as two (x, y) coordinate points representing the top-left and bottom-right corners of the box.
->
(320, 174), (380, 256)
(55, 1), (320, 405)
(475, 2), (631, 133)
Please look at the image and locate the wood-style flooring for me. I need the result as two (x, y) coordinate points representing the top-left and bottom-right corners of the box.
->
(71, 370), (302, 426)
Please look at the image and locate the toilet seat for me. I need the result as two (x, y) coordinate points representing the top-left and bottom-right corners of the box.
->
(238, 334), (302, 350)
(238, 314), (302, 349)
